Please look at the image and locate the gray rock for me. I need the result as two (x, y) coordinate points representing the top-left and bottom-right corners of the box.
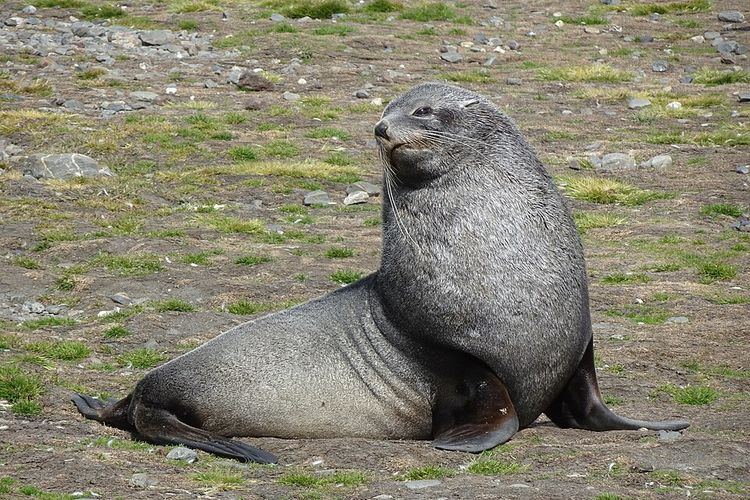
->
(404, 480), (442, 490)
(227, 66), (244, 84)
(25, 301), (45, 314)
(509, 483), (531, 488)
(372, 496), (394, 500)
(62, 99), (85, 111)
(204, 80), (219, 89)
(440, 51), (462, 63)
(130, 473), (158, 489)
(652, 60), (669, 72)
(109, 31), (141, 49)
(236, 72), (275, 91)
(641, 154), (673, 169)
(139, 30), (176, 46)
(283, 91), (300, 101)
(507, 40), (520, 50)
(14, 153), (114, 180)
(600, 0), (620, 4)
(599, 153), (636, 171)
(667, 316), (689, 324)
(473, 33), (489, 45)
(303, 190), (331, 206)
(166, 446), (198, 463)
(71, 21), (92, 37)
(733, 217), (750, 232)
(354, 89), (370, 99)
(45, 305), (64, 315)
(111, 293), (132, 306)
(638, 34), (655, 43)
(22, 5), (37, 14)
(343, 191), (369, 205)
(332, 13), (347, 20)
(736, 165), (749, 174)
(346, 181), (381, 196)
(680, 75), (694, 84)
(483, 56), (496, 66)
(703, 31), (720, 40)
(718, 11), (745, 23)
(143, 339), (159, 349)
(716, 40), (739, 54)
(627, 97), (651, 109)
(4, 17), (21, 27)
(270, 13), (286, 22)
(658, 430), (682, 443)
(130, 91), (159, 102)
(505, 77), (523, 86)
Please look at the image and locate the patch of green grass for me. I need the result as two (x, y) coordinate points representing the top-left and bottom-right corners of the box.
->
(324, 151), (356, 166)
(363, 216), (381, 227)
(33, 228), (78, 251)
(313, 25), (355, 36)
(538, 64), (632, 83)
(467, 459), (529, 475)
(21, 317), (76, 330)
(193, 468), (245, 489)
(180, 251), (214, 265)
(0, 477), (15, 494)
(177, 19), (199, 30)
(119, 348), (165, 369)
(170, 0), (222, 14)
(557, 176), (672, 206)
(680, 360), (749, 379)
(697, 262), (736, 282)
(236, 255), (272, 266)
(708, 293), (750, 305)
(103, 326), (130, 339)
(603, 395), (624, 406)
(27, 340), (90, 361)
(701, 203), (743, 218)
(558, 15), (607, 25)
(643, 129), (750, 146)
(155, 299), (195, 313)
(400, 3), (470, 24)
(278, 471), (368, 487)
(272, 23), (299, 33)
(0, 366), (44, 405)
(94, 253), (164, 276)
(305, 127), (351, 140)
(365, 0), (402, 13)
(693, 68), (750, 86)
(325, 246), (354, 258)
(76, 68), (107, 80)
(602, 273), (651, 284)
(440, 70), (494, 84)
(13, 256), (42, 270)
(573, 212), (627, 234)
(280, 0), (349, 19)
(675, 18), (701, 28)
(36, 0), (86, 7)
(12, 399), (42, 416)
(87, 435), (154, 450)
(400, 465), (454, 480)
(631, 0), (711, 16)
(228, 146), (258, 161)
(330, 270), (363, 284)
(0, 333), (21, 349)
(228, 160), (361, 183)
(80, 4), (124, 19)
(606, 305), (670, 324)
(261, 140), (299, 159)
(196, 214), (266, 234)
(226, 300), (266, 315)
(659, 384), (719, 405)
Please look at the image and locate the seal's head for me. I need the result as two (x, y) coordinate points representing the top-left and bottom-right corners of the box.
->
(375, 83), (503, 185)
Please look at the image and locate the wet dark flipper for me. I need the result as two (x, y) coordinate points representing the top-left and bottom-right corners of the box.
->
(544, 339), (689, 431)
(71, 393), (134, 431)
(432, 361), (519, 453)
(132, 405), (277, 464)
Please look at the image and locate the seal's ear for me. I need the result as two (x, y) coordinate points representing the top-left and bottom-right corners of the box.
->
(459, 98), (480, 108)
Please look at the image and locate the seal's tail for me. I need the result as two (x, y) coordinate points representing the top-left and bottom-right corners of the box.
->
(544, 340), (690, 432)
(71, 393), (277, 463)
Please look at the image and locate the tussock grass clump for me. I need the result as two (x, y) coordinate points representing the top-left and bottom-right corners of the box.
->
(701, 203), (743, 217)
(94, 253), (164, 276)
(0, 75), (54, 96)
(155, 299), (195, 313)
(606, 305), (670, 324)
(13, 257), (41, 270)
(236, 255), (272, 266)
(281, 0), (350, 19)
(313, 25), (355, 36)
(325, 246), (354, 258)
(400, 465), (455, 480)
(440, 70), (494, 83)
(557, 15), (607, 25)
(104, 326), (130, 339)
(659, 384), (720, 405)
(556, 176), (672, 206)
(538, 64), (632, 83)
(21, 317), (76, 330)
(573, 212), (627, 235)
(195, 214), (266, 234)
(698, 262), (736, 282)
(26, 340), (90, 360)
(400, 3), (471, 24)
(693, 68), (750, 86)
(467, 459), (529, 475)
(119, 348), (165, 369)
(278, 471), (368, 487)
(631, 0), (711, 16)
(0, 366), (44, 408)
(170, 0), (222, 13)
(602, 273), (651, 284)
(193, 468), (246, 488)
(365, 0), (402, 13)
(330, 270), (363, 284)
(80, 4), (124, 19)
(229, 160), (361, 183)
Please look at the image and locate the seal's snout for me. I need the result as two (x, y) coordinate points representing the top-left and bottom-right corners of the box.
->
(374, 120), (389, 140)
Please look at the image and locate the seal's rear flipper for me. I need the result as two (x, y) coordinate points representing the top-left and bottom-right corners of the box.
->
(432, 362), (519, 453)
(132, 405), (278, 464)
(72, 393), (134, 431)
(544, 339), (689, 432)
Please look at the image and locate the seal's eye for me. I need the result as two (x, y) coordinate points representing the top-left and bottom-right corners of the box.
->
(412, 106), (433, 117)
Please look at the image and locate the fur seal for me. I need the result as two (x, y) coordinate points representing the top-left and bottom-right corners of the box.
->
(73, 82), (688, 463)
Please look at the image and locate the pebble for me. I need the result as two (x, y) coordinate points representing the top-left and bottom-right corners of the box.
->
(666, 101), (682, 109)
(733, 217), (750, 232)
(236, 72), (275, 91)
(372, 496), (394, 500)
(638, 35), (655, 43)
(641, 154), (673, 169)
(270, 13), (286, 22)
(736, 165), (749, 175)
(738, 92), (750, 103)
(584, 27), (600, 34)
(139, 30), (176, 46)
(717, 11), (745, 23)
(440, 51), (462, 63)
(690, 35), (705, 44)
(599, 153), (636, 171)
(346, 181), (381, 196)
(354, 89), (370, 99)
(507, 40), (520, 50)
(283, 91), (300, 101)
(130, 473), (158, 489)
(166, 446), (198, 463)
(704, 31), (720, 40)
(658, 430), (682, 443)
(13, 153), (113, 180)
(22, 5), (37, 14)
(111, 293), (132, 306)
(652, 60), (669, 72)
(165, 85), (177, 95)
(343, 191), (369, 205)
(404, 480), (441, 490)
(667, 316), (689, 324)
(627, 97), (651, 109)
(303, 190), (331, 206)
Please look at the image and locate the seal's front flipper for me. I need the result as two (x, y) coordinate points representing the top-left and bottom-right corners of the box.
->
(432, 362), (519, 453)
(132, 405), (278, 464)
(544, 339), (689, 432)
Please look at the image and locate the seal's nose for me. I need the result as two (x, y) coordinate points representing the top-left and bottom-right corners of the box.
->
(374, 120), (389, 140)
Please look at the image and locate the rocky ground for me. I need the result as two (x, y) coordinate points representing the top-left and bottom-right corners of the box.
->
(0, 0), (748, 498)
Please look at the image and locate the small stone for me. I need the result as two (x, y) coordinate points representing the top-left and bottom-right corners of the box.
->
(404, 480), (441, 490)
(227, 66), (244, 84)
(304, 190), (331, 206)
(62, 99), (85, 111)
(733, 217), (750, 232)
(13, 153), (113, 180)
(690, 35), (705, 44)
(703, 31), (720, 40)
(680, 75), (694, 84)
(716, 40), (739, 54)
(600, 0), (620, 5)
(638, 35), (655, 43)
(204, 79), (219, 89)
(652, 60), (669, 72)
(737, 92), (750, 103)
(667, 316), (689, 324)
(717, 11), (745, 23)
(130, 91), (159, 103)
(139, 30), (176, 46)
(343, 191), (369, 205)
(505, 77), (523, 86)
(647, 155), (673, 169)
(627, 97), (651, 109)
(509, 483), (531, 488)
(111, 293), (132, 306)
(22, 5), (37, 14)
(354, 89), (370, 99)
(270, 13), (286, 22)
(441, 51), (462, 63)
(166, 446), (198, 463)
(283, 91), (300, 101)
(27, 301), (45, 314)
(658, 430), (682, 443)
(165, 86), (177, 95)
(483, 56), (496, 66)
(554, 20), (564, 28)
(236, 72), (275, 91)
(372, 496), (394, 500)
(666, 101), (682, 109)
(473, 33), (489, 45)
(45, 305), (64, 315)
(599, 153), (636, 171)
(584, 27), (600, 34)
(346, 181), (381, 196)
(736, 165), (749, 174)
(507, 40), (520, 50)
(143, 339), (159, 350)
(130, 473), (158, 489)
